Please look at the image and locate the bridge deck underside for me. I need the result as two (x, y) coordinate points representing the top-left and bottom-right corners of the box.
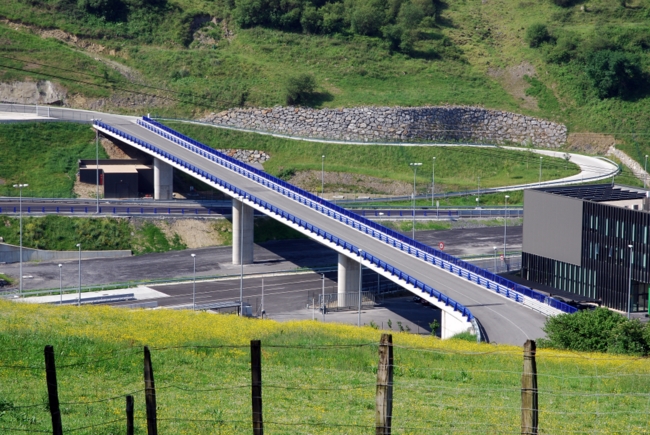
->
(100, 116), (546, 346)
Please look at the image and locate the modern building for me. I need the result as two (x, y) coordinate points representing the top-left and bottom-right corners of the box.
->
(522, 184), (649, 314)
(78, 159), (153, 198)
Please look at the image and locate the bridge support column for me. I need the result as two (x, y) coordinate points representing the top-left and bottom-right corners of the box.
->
(337, 254), (360, 307)
(440, 310), (473, 339)
(232, 198), (254, 265)
(153, 158), (173, 200)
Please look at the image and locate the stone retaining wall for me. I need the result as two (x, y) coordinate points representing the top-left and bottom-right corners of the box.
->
(216, 149), (269, 164)
(202, 106), (567, 148)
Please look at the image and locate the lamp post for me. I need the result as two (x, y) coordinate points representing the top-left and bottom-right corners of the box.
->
(12, 183), (28, 296)
(94, 122), (101, 213)
(493, 247), (497, 273)
(239, 205), (244, 317)
(645, 155), (648, 189)
(321, 155), (325, 198)
(409, 162), (422, 240)
(75, 243), (81, 306)
(477, 176), (480, 204)
(58, 264), (63, 305)
(503, 195), (510, 260)
(539, 156), (543, 186)
(628, 244), (634, 319)
(321, 273), (325, 323)
(431, 156), (436, 207)
(191, 253), (196, 311)
(358, 250), (363, 327)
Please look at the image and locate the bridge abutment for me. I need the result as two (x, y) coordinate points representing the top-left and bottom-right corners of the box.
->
(232, 198), (254, 265)
(153, 158), (173, 200)
(337, 253), (360, 307)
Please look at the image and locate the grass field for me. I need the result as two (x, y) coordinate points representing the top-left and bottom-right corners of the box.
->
(0, 122), (104, 198)
(166, 122), (580, 192)
(0, 301), (648, 434)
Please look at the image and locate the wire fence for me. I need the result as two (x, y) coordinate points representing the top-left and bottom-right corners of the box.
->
(2, 337), (649, 434)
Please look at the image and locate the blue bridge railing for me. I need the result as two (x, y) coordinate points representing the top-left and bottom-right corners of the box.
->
(137, 117), (577, 315)
(94, 120), (474, 320)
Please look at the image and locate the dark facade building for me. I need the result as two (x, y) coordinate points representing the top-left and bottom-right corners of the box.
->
(78, 159), (153, 199)
(522, 184), (650, 314)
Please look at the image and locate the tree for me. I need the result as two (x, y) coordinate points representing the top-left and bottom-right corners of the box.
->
(585, 50), (644, 99)
(525, 23), (551, 48)
(285, 74), (317, 105)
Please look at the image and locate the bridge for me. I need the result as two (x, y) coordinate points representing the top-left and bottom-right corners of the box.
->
(0, 104), (579, 345)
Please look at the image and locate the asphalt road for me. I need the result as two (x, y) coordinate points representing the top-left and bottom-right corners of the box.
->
(414, 226), (522, 256)
(0, 226), (522, 290)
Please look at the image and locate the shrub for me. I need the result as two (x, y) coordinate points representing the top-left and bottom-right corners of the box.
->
(350, 3), (385, 36)
(608, 319), (649, 355)
(551, 0), (574, 6)
(545, 32), (580, 64)
(525, 23), (551, 48)
(585, 49), (644, 99)
(301, 5), (322, 33)
(540, 308), (627, 353)
(285, 73), (317, 105)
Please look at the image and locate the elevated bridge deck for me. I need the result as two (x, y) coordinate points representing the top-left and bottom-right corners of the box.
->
(93, 114), (561, 345)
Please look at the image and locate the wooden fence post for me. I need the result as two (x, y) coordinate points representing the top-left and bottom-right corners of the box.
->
(521, 339), (538, 435)
(143, 346), (158, 435)
(44, 345), (63, 435)
(126, 395), (134, 435)
(375, 333), (393, 435)
(251, 340), (263, 435)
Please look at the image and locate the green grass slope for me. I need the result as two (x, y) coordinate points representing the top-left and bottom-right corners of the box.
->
(2, 0), (650, 164)
(0, 301), (649, 434)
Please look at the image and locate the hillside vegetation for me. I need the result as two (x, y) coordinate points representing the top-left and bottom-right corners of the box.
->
(0, 301), (648, 434)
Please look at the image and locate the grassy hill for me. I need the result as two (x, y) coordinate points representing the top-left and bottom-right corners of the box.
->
(0, 300), (648, 434)
(1, 0), (650, 160)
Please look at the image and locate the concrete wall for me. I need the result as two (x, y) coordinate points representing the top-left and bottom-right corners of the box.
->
(337, 253), (361, 307)
(202, 106), (568, 148)
(0, 243), (131, 264)
(153, 158), (173, 200)
(522, 190), (583, 266)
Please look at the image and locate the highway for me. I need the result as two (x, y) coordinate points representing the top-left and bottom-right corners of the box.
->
(89, 114), (545, 345)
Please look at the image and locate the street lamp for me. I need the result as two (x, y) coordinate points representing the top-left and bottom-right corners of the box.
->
(493, 247), (497, 273)
(432, 156), (436, 207)
(12, 183), (28, 296)
(539, 156), (543, 186)
(321, 273), (325, 322)
(358, 250), (363, 327)
(409, 162), (422, 240)
(321, 155), (325, 198)
(477, 176), (480, 204)
(645, 155), (648, 189)
(503, 195), (510, 260)
(58, 264), (63, 305)
(94, 121), (101, 213)
(191, 253), (196, 311)
(76, 243), (81, 306)
(239, 205), (244, 317)
(628, 244), (634, 319)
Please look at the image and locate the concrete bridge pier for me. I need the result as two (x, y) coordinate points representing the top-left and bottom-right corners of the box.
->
(232, 198), (254, 265)
(154, 158), (173, 200)
(337, 253), (361, 307)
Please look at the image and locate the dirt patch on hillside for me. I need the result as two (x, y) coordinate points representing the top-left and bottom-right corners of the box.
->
(566, 133), (618, 155)
(488, 62), (538, 110)
(289, 171), (413, 196)
(153, 218), (229, 248)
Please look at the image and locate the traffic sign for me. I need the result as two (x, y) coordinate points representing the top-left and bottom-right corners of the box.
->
(438, 242), (445, 250)
(500, 254), (505, 262)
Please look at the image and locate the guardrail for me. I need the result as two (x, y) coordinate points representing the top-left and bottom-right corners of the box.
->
(138, 117), (576, 315)
(95, 120), (475, 321)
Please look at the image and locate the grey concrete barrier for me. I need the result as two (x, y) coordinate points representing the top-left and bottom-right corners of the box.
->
(0, 243), (131, 264)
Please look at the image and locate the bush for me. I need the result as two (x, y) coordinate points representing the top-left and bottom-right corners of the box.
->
(541, 308), (650, 355)
(551, 0), (575, 6)
(285, 73), (317, 105)
(585, 49), (644, 99)
(525, 23), (551, 48)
